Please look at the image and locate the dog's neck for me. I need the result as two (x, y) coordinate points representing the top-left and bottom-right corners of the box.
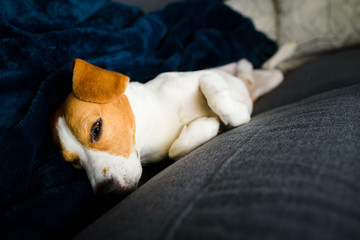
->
(125, 82), (181, 163)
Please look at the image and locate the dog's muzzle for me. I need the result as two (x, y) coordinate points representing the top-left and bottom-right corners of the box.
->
(82, 149), (142, 196)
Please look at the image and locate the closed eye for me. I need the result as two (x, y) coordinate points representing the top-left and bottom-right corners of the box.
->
(90, 118), (102, 143)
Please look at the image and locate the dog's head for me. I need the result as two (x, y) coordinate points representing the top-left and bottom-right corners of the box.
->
(51, 59), (141, 194)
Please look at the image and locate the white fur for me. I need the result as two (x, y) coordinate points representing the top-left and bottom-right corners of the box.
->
(125, 68), (253, 163)
(57, 117), (142, 190)
(262, 41), (297, 70)
(168, 116), (221, 160)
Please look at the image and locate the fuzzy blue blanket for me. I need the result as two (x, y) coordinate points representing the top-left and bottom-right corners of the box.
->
(0, 0), (277, 238)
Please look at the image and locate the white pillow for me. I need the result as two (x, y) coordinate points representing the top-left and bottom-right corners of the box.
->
(278, 0), (360, 57)
(225, 0), (277, 41)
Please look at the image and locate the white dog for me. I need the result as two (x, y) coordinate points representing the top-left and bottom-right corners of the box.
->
(51, 44), (295, 194)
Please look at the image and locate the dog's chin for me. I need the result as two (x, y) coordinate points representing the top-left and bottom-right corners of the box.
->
(81, 149), (142, 196)
(94, 178), (138, 201)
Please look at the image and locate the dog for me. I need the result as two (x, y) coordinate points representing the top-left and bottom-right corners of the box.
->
(51, 43), (295, 195)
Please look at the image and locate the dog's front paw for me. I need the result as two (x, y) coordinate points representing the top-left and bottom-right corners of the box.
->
(214, 100), (251, 127)
(169, 117), (220, 160)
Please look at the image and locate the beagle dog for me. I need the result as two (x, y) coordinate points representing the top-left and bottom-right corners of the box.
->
(51, 44), (295, 194)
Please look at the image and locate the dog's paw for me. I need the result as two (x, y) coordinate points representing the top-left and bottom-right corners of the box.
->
(169, 117), (220, 160)
(213, 99), (250, 127)
(198, 73), (251, 127)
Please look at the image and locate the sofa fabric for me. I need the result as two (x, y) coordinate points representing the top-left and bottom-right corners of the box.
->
(74, 48), (360, 239)
(253, 47), (360, 115)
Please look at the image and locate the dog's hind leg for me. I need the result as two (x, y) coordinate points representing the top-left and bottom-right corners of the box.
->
(168, 117), (220, 160)
(199, 73), (251, 127)
(262, 41), (297, 70)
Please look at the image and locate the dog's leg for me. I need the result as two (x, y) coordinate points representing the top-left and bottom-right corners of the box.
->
(215, 62), (237, 75)
(169, 117), (220, 160)
(262, 41), (297, 69)
(199, 73), (250, 127)
(236, 59), (284, 101)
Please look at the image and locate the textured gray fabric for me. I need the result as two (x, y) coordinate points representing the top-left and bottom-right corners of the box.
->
(166, 84), (360, 240)
(253, 47), (360, 115)
(74, 49), (360, 240)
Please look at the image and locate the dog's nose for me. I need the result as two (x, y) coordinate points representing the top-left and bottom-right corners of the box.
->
(95, 178), (137, 201)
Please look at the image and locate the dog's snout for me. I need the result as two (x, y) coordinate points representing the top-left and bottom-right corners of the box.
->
(95, 178), (137, 200)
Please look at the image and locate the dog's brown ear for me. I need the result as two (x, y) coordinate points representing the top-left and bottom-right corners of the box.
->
(72, 59), (130, 103)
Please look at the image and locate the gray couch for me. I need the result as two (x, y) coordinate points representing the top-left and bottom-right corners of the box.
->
(73, 44), (360, 239)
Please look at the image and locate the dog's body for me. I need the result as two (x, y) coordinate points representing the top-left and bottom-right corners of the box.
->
(52, 44), (295, 193)
(127, 68), (253, 162)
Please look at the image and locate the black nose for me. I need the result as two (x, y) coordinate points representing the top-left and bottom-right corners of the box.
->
(94, 178), (137, 202)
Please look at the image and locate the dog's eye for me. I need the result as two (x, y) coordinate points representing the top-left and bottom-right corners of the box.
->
(90, 118), (102, 143)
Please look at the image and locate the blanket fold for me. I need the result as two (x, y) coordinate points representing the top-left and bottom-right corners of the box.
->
(0, 0), (277, 238)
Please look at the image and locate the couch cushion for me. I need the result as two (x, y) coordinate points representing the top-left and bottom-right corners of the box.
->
(74, 50), (360, 240)
(253, 46), (360, 115)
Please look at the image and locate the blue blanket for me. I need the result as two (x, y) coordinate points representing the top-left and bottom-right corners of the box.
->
(0, 0), (277, 238)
